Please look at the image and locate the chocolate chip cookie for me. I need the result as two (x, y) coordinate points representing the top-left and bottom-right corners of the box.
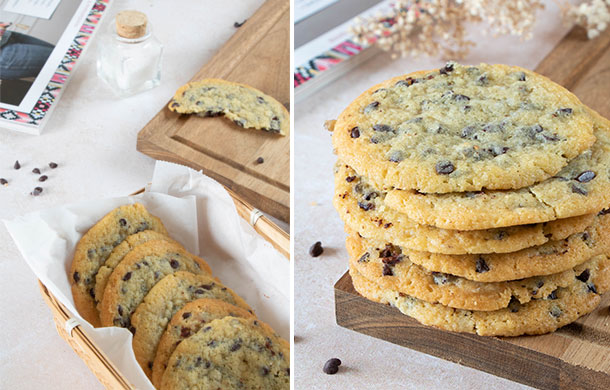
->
(332, 62), (596, 193)
(70, 203), (168, 327)
(168, 78), (289, 136)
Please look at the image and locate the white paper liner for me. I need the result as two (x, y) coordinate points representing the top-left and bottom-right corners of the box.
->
(4, 160), (289, 389)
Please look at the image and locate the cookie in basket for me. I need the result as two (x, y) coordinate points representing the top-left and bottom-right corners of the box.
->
(349, 257), (610, 337)
(161, 317), (290, 390)
(70, 203), (168, 327)
(168, 78), (289, 136)
(331, 62), (596, 193)
(333, 162), (596, 254)
(129, 272), (252, 378)
(99, 240), (211, 329)
(150, 298), (254, 386)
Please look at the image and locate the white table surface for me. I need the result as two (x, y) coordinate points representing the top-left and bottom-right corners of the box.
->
(294, 2), (574, 389)
(0, 1), (268, 388)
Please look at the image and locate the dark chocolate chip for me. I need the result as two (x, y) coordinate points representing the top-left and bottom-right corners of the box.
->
(260, 366), (270, 376)
(0, 178), (7, 185)
(30, 187), (43, 196)
(547, 289), (558, 300)
(13, 160), (20, 169)
(475, 257), (490, 273)
(180, 327), (191, 338)
(582, 232), (590, 241)
(323, 358), (341, 375)
(571, 184), (588, 195)
(345, 176), (356, 182)
(350, 127), (360, 138)
(554, 108), (573, 117)
(89, 288), (95, 298)
(32, 168), (40, 174)
(122, 272), (132, 281)
(536, 280), (545, 288)
(576, 269), (590, 283)
(200, 284), (213, 290)
(439, 62), (454, 75)
(550, 306), (562, 318)
(255, 157), (264, 164)
(38, 175), (48, 182)
(575, 171), (595, 183)
(508, 296), (521, 313)
(49, 162), (58, 169)
(230, 340), (242, 351)
(432, 272), (449, 285)
(118, 305), (123, 316)
(382, 264), (393, 276)
(517, 72), (526, 81)
(170, 259), (180, 269)
(171, 102), (179, 108)
(364, 101), (380, 114)
(435, 160), (455, 175)
(599, 208), (610, 216)
(182, 312), (191, 319)
(234, 19), (247, 28)
(207, 340), (217, 347)
(477, 75), (488, 85)
(257, 96), (265, 104)
(358, 201), (375, 211)
(588, 283), (598, 293)
(73, 272), (80, 283)
(358, 252), (370, 263)
(309, 241), (323, 257)
(452, 94), (470, 102)
(119, 218), (127, 227)
(495, 231), (507, 240)
(372, 124), (393, 132)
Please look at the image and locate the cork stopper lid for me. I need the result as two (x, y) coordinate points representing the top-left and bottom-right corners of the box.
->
(116, 10), (147, 39)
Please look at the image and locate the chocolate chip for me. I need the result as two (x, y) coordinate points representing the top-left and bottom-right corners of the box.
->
(582, 232), (590, 241)
(122, 272), (132, 281)
(38, 175), (48, 182)
(260, 366), (270, 376)
(13, 160), (20, 169)
(255, 157), (264, 164)
(477, 75), (488, 85)
(49, 162), (58, 169)
(358, 201), (374, 211)
(439, 62), (454, 75)
(182, 312), (191, 319)
(453, 94), (470, 102)
(30, 187), (43, 196)
(536, 280), (545, 288)
(350, 127), (360, 138)
(489, 146), (509, 156)
(207, 340), (217, 347)
(382, 264), (393, 276)
(118, 305), (123, 316)
(234, 19), (247, 28)
(257, 96), (265, 104)
(89, 288), (95, 298)
(309, 241), (323, 257)
(119, 218), (127, 227)
(435, 160), (455, 175)
(588, 283), (598, 293)
(32, 168), (40, 174)
(323, 358), (341, 375)
(547, 289), (558, 300)
(358, 252), (370, 263)
(230, 340), (242, 351)
(575, 171), (595, 183)
(200, 284), (213, 290)
(576, 269), (590, 282)
(496, 231), (507, 240)
(171, 102), (179, 108)
(364, 101), (380, 114)
(550, 306), (562, 318)
(554, 108), (573, 117)
(170, 259), (180, 269)
(475, 257), (490, 273)
(517, 72), (526, 81)
(432, 272), (449, 285)
(599, 208), (610, 216)
(0, 178), (7, 185)
(180, 327), (191, 338)
(345, 176), (356, 182)
(373, 124), (393, 132)
(73, 272), (80, 283)
(508, 296), (521, 313)
(571, 184), (588, 195)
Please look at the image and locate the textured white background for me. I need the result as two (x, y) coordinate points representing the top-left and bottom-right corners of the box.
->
(0, 0), (265, 388)
(294, 2), (574, 389)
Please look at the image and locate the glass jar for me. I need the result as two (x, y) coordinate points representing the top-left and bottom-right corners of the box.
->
(96, 10), (163, 97)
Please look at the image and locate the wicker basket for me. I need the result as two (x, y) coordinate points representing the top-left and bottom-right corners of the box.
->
(38, 188), (289, 389)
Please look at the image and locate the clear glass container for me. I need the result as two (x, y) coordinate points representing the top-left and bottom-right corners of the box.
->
(96, 17), (163, 97)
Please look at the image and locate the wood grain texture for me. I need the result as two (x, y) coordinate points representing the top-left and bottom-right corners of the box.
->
(335, 26), (610, 390)
(137, 0), (290, 222)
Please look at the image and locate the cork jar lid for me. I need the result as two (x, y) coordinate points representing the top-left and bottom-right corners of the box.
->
(116, 10), (147, 39)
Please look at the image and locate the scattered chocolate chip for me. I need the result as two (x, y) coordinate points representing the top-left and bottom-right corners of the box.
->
(32, 168), (40, 174)
(432, 272), (449, 285)
(453, 94), (470, 102)
(588, 283), (598, 293)
(599, 208), (610, 216)
(309, 241), (323, 257)
(576, 269), (590, 283)
(475, 257), (490, 273)
(119, 218), (127, 227)
(554, 108), (573, 117)
(170, 259), (180, 269)
(49, 162), (58, 169)
(508, 296), (521, 313)
(364, 101), (380, 114)
(372, 124), (393, 132)
(230, 340), (242, 351)
(571, 184), (588, 195)
(517, 72), (526, 81)
(358, 201), (375, 211)
(260, 366), (270, 376)
(171, 102), (179, 108)
(582, 232), (590, 241)
(122, 272), (132, 281)
(537, 280), (545, 288)
(382, 264), (393, 276)
(30, 187), (43, 196)
(89, 288), (95, 298)
(255, 157), (264, 164)
(345, 176), (356, 183)
(38, 175), (48, 182)
(180, 327), (191, 338)
(182, 312), (191, 319)
(73, 272), (80, 283)
(495, 231), (507, 240)
(575, 171), (595, 183)
(234, 19), (247, 28)
(439, 62), (454, 75)
(14, 160), (20, 169)
(435, 160), (455, 175)
(0, 178), (7, 185)
(547, 289), (558, 300)
(118, 305), (123, 316)
(477, 75), (488, 85)
(358, 252), (370, 263)
(200, 284), (213, 290)
(350, 127), (360, 138)
(323, 358), (341, 375)
(550, 306), (562, 318)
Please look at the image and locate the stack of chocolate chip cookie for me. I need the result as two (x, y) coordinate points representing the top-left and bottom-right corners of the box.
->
(331, 62), (610, 337)
(70, 203), (289, 389)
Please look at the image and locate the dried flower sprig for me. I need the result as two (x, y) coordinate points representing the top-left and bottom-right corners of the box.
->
(560, 0), (610, 39)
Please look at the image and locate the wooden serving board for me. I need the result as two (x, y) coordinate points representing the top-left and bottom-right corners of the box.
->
(335, 26), (610, 390)
(137, 0), (290, 222)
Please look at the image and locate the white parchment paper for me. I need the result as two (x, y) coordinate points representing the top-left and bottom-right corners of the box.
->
(4, 160), (289, 389)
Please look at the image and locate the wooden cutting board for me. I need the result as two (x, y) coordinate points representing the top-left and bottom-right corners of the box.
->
(137, 0), (290, 222)
(335, 26), (610, 390)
